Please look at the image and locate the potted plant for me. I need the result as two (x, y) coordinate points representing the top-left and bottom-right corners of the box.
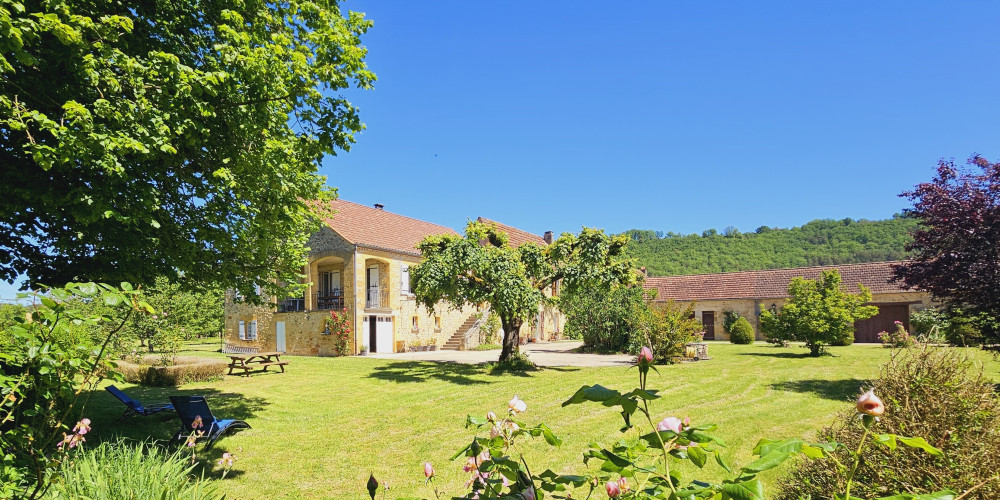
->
(428, 337), (438, 351)
(359, 344), (369, 356)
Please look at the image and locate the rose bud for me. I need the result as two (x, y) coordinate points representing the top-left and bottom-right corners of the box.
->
(856, 389), (885, 416)
(605, 480), (621, 497)
(423, 462), (434, 478)
(639, 346), (653, 364)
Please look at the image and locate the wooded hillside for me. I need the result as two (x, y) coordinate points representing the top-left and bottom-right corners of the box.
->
(626, 216), (917, 276)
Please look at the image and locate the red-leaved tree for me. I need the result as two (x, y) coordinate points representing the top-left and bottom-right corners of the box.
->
(893, 155), (1000, 347)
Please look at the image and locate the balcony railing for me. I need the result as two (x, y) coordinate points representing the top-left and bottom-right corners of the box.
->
(366, 287), (388, 309)
(276, 289), (344, 312)
(315, 289), (344, 310)
(278, 297), (306, 313)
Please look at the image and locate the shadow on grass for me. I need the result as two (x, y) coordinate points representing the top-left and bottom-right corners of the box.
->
(368, 360), (581, 384)
(738, 351), (819, 359)
(368, 361), (492, 385)
(771, 378), (868, 401)
(83, 385), (269, 446)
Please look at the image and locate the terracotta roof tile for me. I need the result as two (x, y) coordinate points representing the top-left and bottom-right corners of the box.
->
(321, 200), (457, 255)
(643, 261), (914, 301)
(476, 217), (548, 247)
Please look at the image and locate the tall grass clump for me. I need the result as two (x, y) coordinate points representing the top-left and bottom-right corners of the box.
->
(46, 440), (221, 500)
(776, 345), (1000, 499)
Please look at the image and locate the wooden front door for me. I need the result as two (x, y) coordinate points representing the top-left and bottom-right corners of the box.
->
(854, 303), (910, 343)
(702, 311), (716, 340)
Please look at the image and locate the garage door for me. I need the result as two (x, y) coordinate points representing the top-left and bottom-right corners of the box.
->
(854, 303), (910, 343)
(375, 316), (393, 353)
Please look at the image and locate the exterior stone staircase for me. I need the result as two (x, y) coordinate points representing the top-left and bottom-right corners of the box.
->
(442, 315), (479, 351)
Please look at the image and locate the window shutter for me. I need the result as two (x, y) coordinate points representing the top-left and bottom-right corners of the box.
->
(238, 320), (246, 340)
(401, 265), (410, 294)
(249, 320), (258, 340)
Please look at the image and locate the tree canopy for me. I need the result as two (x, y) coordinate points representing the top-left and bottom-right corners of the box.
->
(759, 270), (878, 356)
(893, 156), (1000, 347)
(411, 222), (636, 362)
(625, 216), (916, 276)
(0, 1), (374, 295)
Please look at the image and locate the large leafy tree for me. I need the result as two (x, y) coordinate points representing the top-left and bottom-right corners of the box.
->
(411, 222), (636, 362)
(758, 270), (878, 356)
(892, 155), (1000, 347)
(0, 1), (374, 295)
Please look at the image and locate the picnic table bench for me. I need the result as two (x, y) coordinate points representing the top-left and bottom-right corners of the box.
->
(227, 351), (288, 377)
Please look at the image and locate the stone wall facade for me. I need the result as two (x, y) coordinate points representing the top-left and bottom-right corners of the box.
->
(661, 291), (934, 341)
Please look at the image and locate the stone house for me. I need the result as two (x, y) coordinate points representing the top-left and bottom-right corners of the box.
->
(223, 200), (563, 355)
(642, 261), (932, 342)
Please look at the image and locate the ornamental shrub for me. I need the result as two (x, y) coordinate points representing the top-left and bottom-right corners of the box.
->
(776, 345), (1000, 499)
(47, 441), (221, 499)
(728, 317), (754, 344)
(116, 356), (228, 386)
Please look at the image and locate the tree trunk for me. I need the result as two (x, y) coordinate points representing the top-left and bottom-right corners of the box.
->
(499, 317), (522, 362)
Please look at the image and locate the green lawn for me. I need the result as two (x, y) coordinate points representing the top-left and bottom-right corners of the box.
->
(84, 343), (1000, 499)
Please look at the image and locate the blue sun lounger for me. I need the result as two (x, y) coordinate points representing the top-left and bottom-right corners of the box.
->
(105, 385), (174, 422)
(169, 395), (251, 449)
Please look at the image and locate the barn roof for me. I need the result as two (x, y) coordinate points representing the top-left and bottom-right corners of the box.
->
(642, 261), (913, 301)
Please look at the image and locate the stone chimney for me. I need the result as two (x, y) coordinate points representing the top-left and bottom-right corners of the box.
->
(640, 266), (647, 276)
(373, 203), (384, 210)
(543, 231), (553, 244)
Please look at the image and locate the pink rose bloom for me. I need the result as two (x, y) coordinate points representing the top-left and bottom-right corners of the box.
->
(656, 416), (683, 433)
(857, 389), (885, 416)
(192, 415), (203, 429)
(508, 395), (527, 414)
(617, 477), (630, 492)
(486, 411), (497, 422)
(606, 480), (621, 497)
(74, 418), (92, 435)
(521, 488), (536, 500)
(423, 462), (434, 478)
(639, 346), (653, 364)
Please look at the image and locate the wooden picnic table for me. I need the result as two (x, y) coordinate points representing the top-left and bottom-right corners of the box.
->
(227, 351), (288, 377)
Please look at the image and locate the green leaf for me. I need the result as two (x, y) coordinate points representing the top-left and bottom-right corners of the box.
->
(687, 445), (708, 468)
(600, 448), (632, 468)
(120, 282), (134, 291)
(875, 433), (898, 451)
(897, 436), (943, 456)
(721, 479), (765, 500)
(77, 282), (98, 296)
(562, 384), (620, 406)
(753, 438), (806, 456)
(40, 296), (57, 309)
(740, 450), (792, 474)
(538, 423), (561, 446)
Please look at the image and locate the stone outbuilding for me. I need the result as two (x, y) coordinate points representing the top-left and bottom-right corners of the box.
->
(642, 261), (932, 342)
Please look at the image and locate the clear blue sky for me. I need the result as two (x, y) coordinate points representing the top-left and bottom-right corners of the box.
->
(327, 0), (1000, 237)
(3, 2), (999, 299)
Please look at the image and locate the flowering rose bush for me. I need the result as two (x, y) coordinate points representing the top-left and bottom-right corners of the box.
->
(326, 309), (353, 355)
(878, 321), (917, 349)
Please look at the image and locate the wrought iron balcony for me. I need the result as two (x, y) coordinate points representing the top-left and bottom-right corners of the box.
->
(315, 289), (345, 310)
(366, 287), (388, 309)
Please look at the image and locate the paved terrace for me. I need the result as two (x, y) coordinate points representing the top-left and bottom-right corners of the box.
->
(368, 340), (634, 367)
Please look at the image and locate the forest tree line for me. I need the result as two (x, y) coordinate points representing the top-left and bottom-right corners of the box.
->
(625, 215), (917, 276)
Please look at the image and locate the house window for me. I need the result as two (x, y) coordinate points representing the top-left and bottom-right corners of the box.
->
(412, 316), (419, 331)
(247, 320), (258, 340)
(435, 316), (442, 330)
(238, 320), (246, 340)
(401, 265), (411, 294)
